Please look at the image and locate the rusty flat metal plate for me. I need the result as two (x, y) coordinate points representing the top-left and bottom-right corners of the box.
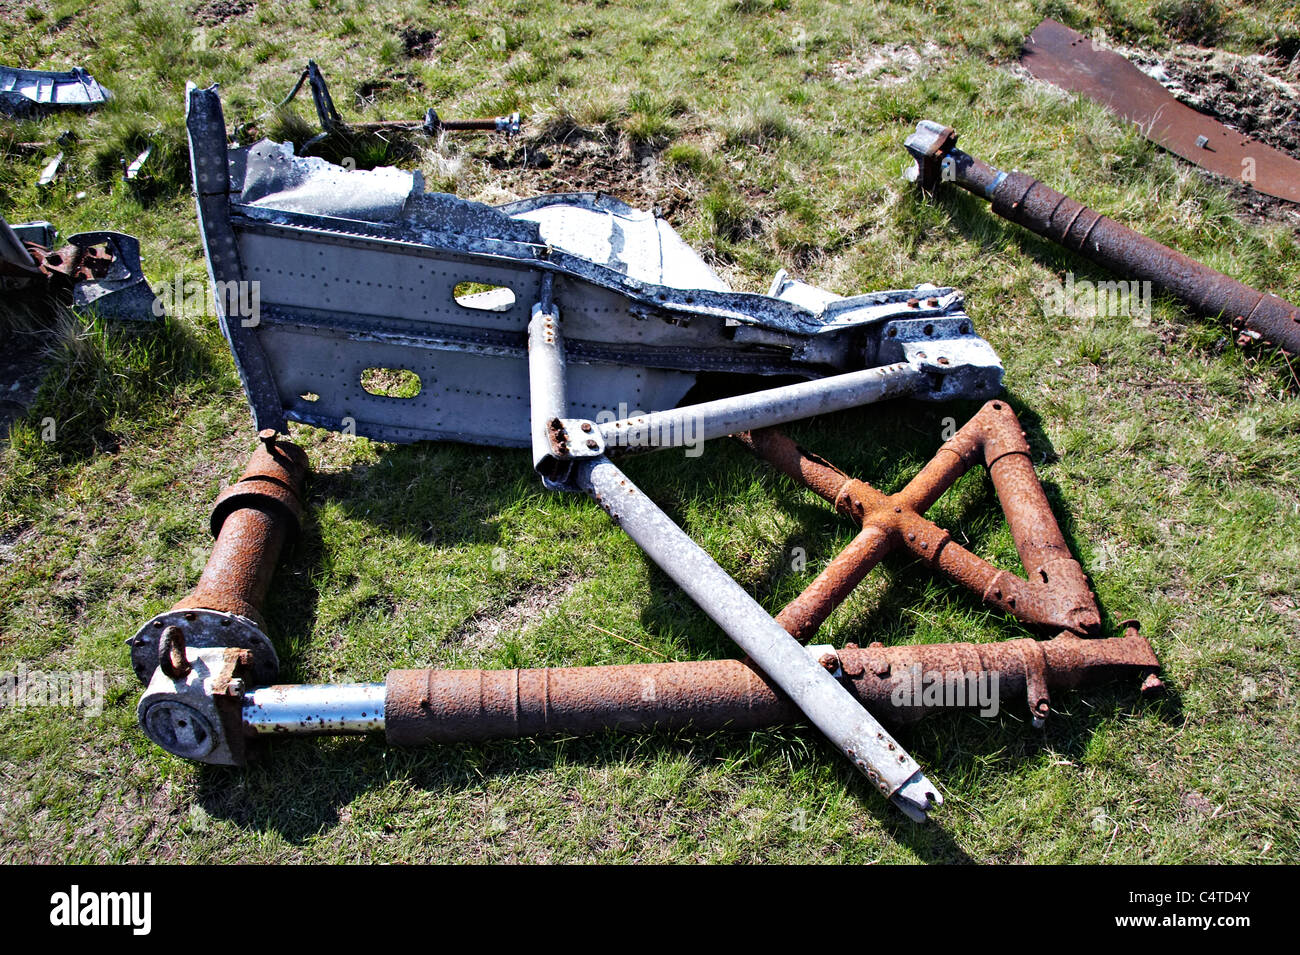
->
(1021, 18), (1300, 204)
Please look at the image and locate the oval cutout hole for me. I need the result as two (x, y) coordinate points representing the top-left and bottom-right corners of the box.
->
(360, 367), (421, 398)
(454, 282), (516, 312)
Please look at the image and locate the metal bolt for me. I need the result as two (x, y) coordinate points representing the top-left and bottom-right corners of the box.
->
(586, 439), (598, 450)
(580, 422), (593, 433)
(818, 653), (838, 673)
(258, 428), (278, 451)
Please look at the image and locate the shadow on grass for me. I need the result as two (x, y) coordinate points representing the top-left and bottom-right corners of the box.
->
(262, 440), (537, 679)
(304, 441), (533, 543)
(192, 389), (1179, 858)
(194, 726), (983, 860)
(3, 310), (220, 466)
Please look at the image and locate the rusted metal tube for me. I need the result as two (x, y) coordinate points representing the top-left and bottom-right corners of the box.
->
(983, 436), (1096, 632)
(171, 430), (308, 629)
(907, 122), (1300, 355)
(738, 428), (854, 508)
(129, 430), (309, 688)
(774, 525), (890, 642)
(989, 167), (1300, 353)
(386, 658), (791, 743)
(380, 629), (1159, 743)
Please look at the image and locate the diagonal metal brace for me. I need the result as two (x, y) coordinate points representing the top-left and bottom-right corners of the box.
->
(528, 288), (942, 821)
(738, 400), (1102, 648)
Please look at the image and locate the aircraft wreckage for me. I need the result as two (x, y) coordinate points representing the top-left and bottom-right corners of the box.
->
(127, 84), (1164, 823)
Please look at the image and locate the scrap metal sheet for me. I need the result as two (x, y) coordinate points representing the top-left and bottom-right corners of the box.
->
(1021, 18), (1300, 203)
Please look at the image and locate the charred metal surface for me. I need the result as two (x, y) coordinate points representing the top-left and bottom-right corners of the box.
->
(904, 120), (1300, 356)
(128, 432), (307, 687)
(1021, 19), (1300, 204)
(740, 399), (1102, 644)
(382, 629), (1159, 742)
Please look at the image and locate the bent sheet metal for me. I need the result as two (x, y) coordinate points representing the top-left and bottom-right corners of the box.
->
(0, 214), (158, 320)
(1021, 18), (1300, 204)
(186, 83), (1003, 449)
(0, 65), (112, 117)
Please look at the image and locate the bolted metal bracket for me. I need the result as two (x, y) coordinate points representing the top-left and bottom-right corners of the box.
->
(137, 646), (251, 765)
(879, 316), (1005, 402)
(903, 120), (957, 193)
(547, 417), (606, 460)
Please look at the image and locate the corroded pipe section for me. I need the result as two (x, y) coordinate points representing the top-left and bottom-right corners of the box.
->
(905, 121), (1300, 355)
(129, 429), (308, 687)
(385, 658), (790, 743)
(172, 430), (308, 629)
(991, 168), (1300, 354)
(382, 629), (1159, 743)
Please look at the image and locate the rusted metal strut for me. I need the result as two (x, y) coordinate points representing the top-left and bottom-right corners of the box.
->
(176, 430), (307, 627)
(129, 431), (308, 689)
(131, 421), (1161, 797)
(739, 400), (1101, 648)
(245, 629), (1158, 743)
(904, 121), (1300, 356)
(1020, 18), (1300, 205)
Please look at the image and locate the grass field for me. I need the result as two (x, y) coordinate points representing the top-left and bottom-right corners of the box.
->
(2, 0), (1298, 863)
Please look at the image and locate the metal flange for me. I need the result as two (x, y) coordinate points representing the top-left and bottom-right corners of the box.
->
(127, 607), (279, 687)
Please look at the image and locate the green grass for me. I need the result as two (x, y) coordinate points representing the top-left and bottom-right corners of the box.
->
(1, 0), (1298, 863)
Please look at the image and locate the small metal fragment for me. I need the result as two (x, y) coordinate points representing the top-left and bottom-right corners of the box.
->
(37, 152), (62, 187)
(0, 65), (112, 117)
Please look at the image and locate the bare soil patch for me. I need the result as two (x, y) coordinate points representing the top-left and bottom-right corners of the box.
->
(456, 573), (581, 651)
(1126, 44), (1300, 230)
(193, 0), (252, 27)
(479, 122), (698, 218)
